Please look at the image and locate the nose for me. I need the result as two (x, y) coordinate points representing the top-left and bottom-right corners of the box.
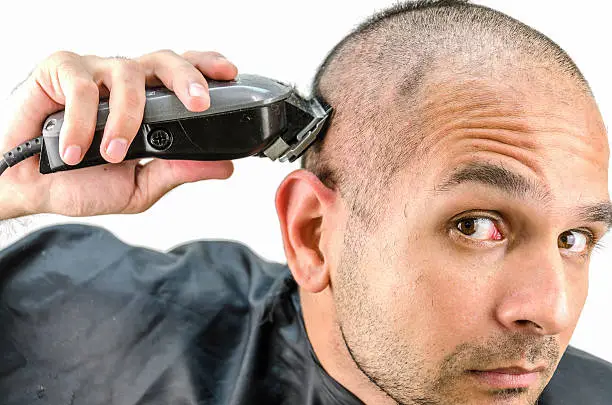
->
(494, 243), (579, 336)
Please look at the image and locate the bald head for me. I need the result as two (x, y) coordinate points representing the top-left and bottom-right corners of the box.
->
(301, 0), (594, 231)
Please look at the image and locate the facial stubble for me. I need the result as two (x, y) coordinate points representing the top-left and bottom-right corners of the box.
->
(333, 218), (560, 405)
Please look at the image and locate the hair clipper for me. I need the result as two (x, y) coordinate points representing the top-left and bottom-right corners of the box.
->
(36, 74), (332, 174)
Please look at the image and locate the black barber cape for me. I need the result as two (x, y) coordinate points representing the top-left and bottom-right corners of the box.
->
(0, 224), (611, 405)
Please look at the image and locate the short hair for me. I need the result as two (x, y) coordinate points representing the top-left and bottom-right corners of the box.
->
(300, 0), (591, 231)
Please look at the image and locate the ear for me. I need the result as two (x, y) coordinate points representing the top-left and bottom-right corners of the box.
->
(275, 169), (339, 293)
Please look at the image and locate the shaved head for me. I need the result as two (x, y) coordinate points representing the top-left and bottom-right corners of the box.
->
(301, 0), (593, 231)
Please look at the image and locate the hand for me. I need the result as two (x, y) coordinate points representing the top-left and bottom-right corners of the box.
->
(0, 50), (238, 219)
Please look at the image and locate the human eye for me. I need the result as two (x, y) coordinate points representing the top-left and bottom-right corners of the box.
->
(453, 216), (503, 241)
(558, 230), (592, 256)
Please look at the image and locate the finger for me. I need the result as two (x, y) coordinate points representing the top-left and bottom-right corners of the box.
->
(181, 50), (238, 81)
(84, 56), (146, 163)
(2, 51), (99, 166)
(57, 67), (100, 166)
(139, 50), (238, 88)
(121, 159), (234, 214)
(136, 49), (215, 113)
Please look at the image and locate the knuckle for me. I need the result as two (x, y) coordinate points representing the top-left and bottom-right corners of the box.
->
(36, 51), (80, 84)
(181, 50), (198, 59)
(122, 58), (144, 75)
(178, 62), (202, 78)
(182, 50), (224, 63)
(44, 51), (80, 76)
(70, 77), (99, 99)
(156, 48), (179, 59)
(54, 58), (80, 77)
(111, 57), (144, 77)
(205, 50), (225, 59)
(49, 50), (79, 64)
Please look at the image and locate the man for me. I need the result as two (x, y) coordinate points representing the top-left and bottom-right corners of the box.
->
(0, 0), (610, 404)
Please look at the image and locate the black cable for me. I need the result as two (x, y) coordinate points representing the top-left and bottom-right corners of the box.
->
(0, 158), (9, 176)
(0, 136), (43, 176)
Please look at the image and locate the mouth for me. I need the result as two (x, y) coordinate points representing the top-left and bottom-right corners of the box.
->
(467, 365), (546, 389)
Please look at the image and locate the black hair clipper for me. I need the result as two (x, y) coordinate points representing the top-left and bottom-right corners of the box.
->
(38, 74), (332, 174)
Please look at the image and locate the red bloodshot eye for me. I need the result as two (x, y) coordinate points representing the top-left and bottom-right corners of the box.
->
(490, 225), (502, 241)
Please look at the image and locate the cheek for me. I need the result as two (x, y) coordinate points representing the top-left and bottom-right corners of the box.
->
(377, 228), (501, 346)
(558, 269), (589, 342)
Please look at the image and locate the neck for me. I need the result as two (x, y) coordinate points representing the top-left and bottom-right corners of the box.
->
(299, 287), (396, 405)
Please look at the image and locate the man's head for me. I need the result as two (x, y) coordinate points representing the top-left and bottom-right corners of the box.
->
(275, 1), (611, 404)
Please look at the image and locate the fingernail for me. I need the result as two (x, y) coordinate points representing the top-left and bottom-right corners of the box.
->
(106, 138), (128, 161)
(189, 83), (208, 99)
(62, 145), (82, 165)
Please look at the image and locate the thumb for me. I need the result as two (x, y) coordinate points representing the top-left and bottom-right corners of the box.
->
(124, 159), (234, 213)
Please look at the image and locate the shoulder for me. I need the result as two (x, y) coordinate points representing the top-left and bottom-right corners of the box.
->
(540, 345), (612, 404)
(0, 223), (296, 403)
(0, 223), (291, 309)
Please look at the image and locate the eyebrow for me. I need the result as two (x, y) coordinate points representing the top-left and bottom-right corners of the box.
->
(435, 162), (612, 231)
(436, 162), (551, 201)
(574, 203), (612, 231)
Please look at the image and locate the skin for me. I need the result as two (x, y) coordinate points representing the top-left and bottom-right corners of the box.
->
(275, 68), (611, 404)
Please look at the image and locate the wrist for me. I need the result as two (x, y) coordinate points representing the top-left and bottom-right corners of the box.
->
(0, 181), (32, 220)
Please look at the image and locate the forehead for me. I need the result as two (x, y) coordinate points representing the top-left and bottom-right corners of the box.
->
(388, 71), (610, 205)
(412, 70), (604, 139)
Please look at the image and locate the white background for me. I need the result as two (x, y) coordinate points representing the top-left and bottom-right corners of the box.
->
(0, 0), (610, 363)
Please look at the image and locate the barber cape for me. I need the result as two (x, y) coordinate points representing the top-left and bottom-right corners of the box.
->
(0, 224), (610, 405)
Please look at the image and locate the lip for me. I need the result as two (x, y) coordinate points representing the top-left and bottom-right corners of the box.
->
(468, 366), (546, 389)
